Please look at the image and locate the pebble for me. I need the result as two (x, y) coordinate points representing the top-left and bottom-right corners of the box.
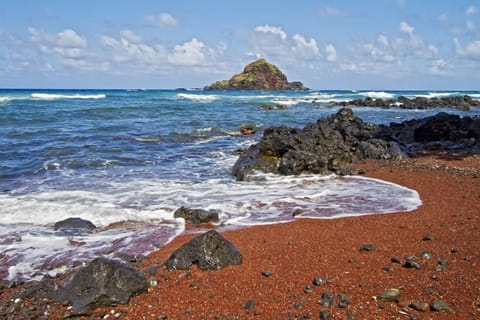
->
(430, 300), (449, 311)
(391, 256), (402, 264)
(337, 294), (350, 308)
(410, 301), (429, 312)
(359, 244), (375, 252)
(244, 299), (255, 312)
(451, 246), (458, 253)
(378, 288), (401, 302)
(261, 270), (273, 277)
(403, 260), (421, 270)
(420, 250), (432, 259)
(422, 233), (435, 241)
(304, 285), (313, 293)
(319, 290), (335, 306)
(319, 309), (330, 320)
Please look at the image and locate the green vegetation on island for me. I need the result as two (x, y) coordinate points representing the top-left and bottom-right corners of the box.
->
(204, 59), (309, 91)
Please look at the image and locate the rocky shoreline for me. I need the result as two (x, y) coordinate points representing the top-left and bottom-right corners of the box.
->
(333, 95), (480, 111)
(0, 109), (479, 319)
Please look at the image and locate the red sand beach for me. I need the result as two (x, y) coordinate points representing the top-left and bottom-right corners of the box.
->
(1, 155), (479, 319)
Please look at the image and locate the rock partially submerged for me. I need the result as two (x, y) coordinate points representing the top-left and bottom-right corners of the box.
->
(334, 95), (480, 111)
(204, 59), (309, 91)
(56, 257), (148, 315)
(233, 108), (480, 180)
(174, 206), (219, 225)
(54, 217), (96, 235)
(164, 230), (242, 271)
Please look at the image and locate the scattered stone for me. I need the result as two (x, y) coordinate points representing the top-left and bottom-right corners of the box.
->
(173, 206), (219, 225)
(262, 270), (273, 277)
(54, 217), (96, 235)
(164, 230), (242, 271)
(410, 301), (429, 312)
(378, 288), (401, 302)
(438, 259), (448, 266)
(244, 299), (256, 312)
(422, 233), (435, 241)
(304, 285), (313, 293)
(312, 277), (325, 286)
(451, 247), (458, 253)
(359, 244), (375, 252)
(319, 309), (330, 320)
(403, 260), (421, 270)
(430, 300), (449, 311)
(337, 294), (350, 308)
(56, 257), (148, 315)
(420, 251), (433, 259)
(391, 256), (402, 264)
(382, 266), (394, 272)
(320, 290), (335, 306)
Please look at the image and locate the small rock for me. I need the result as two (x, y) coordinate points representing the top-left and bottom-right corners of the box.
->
(245, 299), (255, 312)
(292, 209), (303, 217)
(422, 233), (434, 241)
(420, 251), (432, 259)
(304, 285), (313, 293)
(312, 277), (325, 286)
(403, 260), (421, 270)
(337, 294), (349, 308)
(262, 270), (273, 277)
(319, 309), (330, 320)
(450, 247), (458, 253)
(391, 256), (402, 264)
(359, 244), (375, 252)
(240, 125), (256, 135)
(378, 288), (401, 302)
(410, 301), (429, 312)
(320, 290), (335, 306)
(382, 266), (394, 272)
(438, 259), (448, 266)
(430, 300), (449, 311)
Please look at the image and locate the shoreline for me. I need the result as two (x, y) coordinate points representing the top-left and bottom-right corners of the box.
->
(1, 155), (479, 319)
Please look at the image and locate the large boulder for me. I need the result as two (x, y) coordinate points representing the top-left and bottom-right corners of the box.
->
(204, 59), (309, 91)
(174, 206), (219, 225)
(56, 257), (148, 315)
(233, 108), (402, 180)
(164, 230), (242, 271)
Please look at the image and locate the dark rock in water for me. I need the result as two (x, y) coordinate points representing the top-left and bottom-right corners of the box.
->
(164, 230), (242, 271)
(260, 104), (288, 110)
(173, 206), (219, 225)
(240, 124), (256, 135)
(204, 59), (309, 91)
(56, 257), (148, 315)
(54, 217), (96, 235)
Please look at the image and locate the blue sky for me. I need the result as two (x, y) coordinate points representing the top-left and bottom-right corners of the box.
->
(0, 0), (479, 89)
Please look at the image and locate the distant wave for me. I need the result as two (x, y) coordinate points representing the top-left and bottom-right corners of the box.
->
(0, 96), (13, 103)
(177, 93), (219, 102)
(360, 91), (396, 99)
(31, 93), (106, 100)
(414, 92), (460, 98)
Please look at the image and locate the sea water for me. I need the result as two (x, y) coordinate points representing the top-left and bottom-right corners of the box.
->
(1, 89), (479, 280)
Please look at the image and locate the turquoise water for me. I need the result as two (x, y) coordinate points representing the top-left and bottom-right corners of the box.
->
(1, 89), (479, 280)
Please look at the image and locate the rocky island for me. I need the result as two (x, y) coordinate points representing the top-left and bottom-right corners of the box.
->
(203, 59), (309, 91)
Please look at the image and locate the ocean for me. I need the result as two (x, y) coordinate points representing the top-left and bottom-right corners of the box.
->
(1, 89), (479, 281)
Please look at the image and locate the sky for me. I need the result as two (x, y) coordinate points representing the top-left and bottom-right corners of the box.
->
(0, 0), (479, 90)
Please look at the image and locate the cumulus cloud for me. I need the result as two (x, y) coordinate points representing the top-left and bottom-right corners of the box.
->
(428, 59), (448, 75)
(147, 13), (179, 27)
(454, 38), (480, 58)
(28, 27), (89, 60)
(255, 25), (287, 40)
(168, 38), (213, 65)
(324, 44), (337, 62)
(399, 21), (414, 37)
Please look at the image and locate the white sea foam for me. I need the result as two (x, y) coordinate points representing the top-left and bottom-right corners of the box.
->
(361, 91), (396, 99)
(414, 92), (459, 98)
(0, 96), (13, 103)
(0, 173), (421, 280)
(31, 93), (106, 100)
(177, 93), (219, 102)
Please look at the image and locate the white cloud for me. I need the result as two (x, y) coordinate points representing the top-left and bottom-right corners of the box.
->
(428, 59), (448, 75)
(324, 44), (337, 62)
(399, 21), (414, 36)
(28, 27), (89, 61)
(147, 12), (179, 27)
(120, 29), (142, 44)
(320, 6), (345, 17)
(455, 39), (480, 58)
(99, 34), (165, 65)
(168, 38), (212, 65)
(254, 25), (287, 40)
(466, 5), (477, 15)
(292, 34), (320, 59)
(377, 34), (389, 47)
